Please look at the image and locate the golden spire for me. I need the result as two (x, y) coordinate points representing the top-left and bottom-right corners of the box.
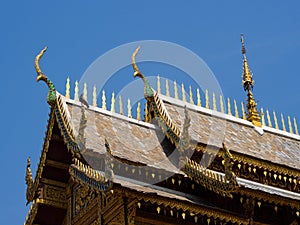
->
(227, 97), (232, 116)
(93, 85), (97, 107)
(273, 111), (279, 129)
(137, 102), (141, 121)
(189, 86), (194, 104)
(174, 81), (178, 99)
(213, 92), (217, 111)
(205, 89), (209, 109)
(266, 109), (272, 128)
(281, 113), (286, 131)
(294, 117), (299, 135)
(234, 99), (239, 118)
(182, 83), (186, 102)
(74, 80), (79, 101)
(111, 92), (115, 112)
(166, 80), (170, 97)
(102, 90), (106, 110)
(127, 99), (132, 118)
(241, 34), (261, 127)
(65, 77), (70, 99)
(261, 108), (266, 126)
(119, 96), (123, 115)
(144, 102), (150, 122)
(197, 88), (201, 107)
(288, 116), (293, 134)
(220, 95), (224, 113)
(83, 83), (88, 101)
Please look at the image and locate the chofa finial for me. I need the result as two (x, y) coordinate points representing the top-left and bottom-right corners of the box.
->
(132, 46), (143, 78)
(240, 34), (261, 127)
(35, 47), (57, 106)
(131, 46), (154, 99)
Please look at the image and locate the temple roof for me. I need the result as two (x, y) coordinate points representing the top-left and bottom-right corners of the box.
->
(162, 95), (300, 170)
(66, 96), (180, 174)
(60, 91), (300, 193)
(64, 92), (300, 172)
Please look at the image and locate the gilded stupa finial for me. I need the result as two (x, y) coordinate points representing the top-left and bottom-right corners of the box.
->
(241, 34), (261, 127)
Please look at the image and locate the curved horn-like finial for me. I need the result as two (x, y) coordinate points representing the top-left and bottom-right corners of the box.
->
(132, 46), (140, 72)
(34, 47), (57, 106)
(35, 46), (47, 76)
(131, 46), (144, 78)
(131, 46), (154, 98)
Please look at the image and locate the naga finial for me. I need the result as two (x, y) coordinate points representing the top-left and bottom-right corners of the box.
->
(178, 106), (191, 168)
(25, 157), (34, 204)
(131, 46), (154, 99)
(222, 142), (237, 186)
(35, 47), (57, 106)
(35, 47), (47, 77)
(104, 139), (114, 182)
(132, 46), (144, 78)
(222, 142), (232, 159)
(105, 138), (112, 155)
(25, 157), (33, 186)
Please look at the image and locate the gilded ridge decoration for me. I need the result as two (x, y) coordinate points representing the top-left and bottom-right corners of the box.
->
(132, 46), (181, 145)
(25, 110), (55, 204)
(183, 143), (238, 198)
(55, 94), (79, 153)
(183, 158), (237, 198)
(118, 188), (250, 225)
(25, 157), (34, 204)
(69, 139), (113, 191)
(24, 201), (39, 225)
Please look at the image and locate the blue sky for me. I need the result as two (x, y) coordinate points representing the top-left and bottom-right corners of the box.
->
(1, 1), (300, 224)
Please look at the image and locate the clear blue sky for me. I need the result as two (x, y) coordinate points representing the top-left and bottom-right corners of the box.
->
(1, 1), (300, 224)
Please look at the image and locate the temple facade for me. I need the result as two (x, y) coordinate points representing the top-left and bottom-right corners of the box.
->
(25, 37), (300, 225)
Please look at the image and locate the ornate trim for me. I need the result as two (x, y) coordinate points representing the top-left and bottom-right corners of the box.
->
(69, 164), (112, 192)
(69, 141), (114, 192)
(238, 187), (300, 210)
(183, 157), (237, 198)
(55, 94), (80, 154)
(25, 157), (34, 204)
(26, 110), (55, 203)
(196, 143), (300, 188)
(115, 186), (249, 225)
(24, 201), (38, 225)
